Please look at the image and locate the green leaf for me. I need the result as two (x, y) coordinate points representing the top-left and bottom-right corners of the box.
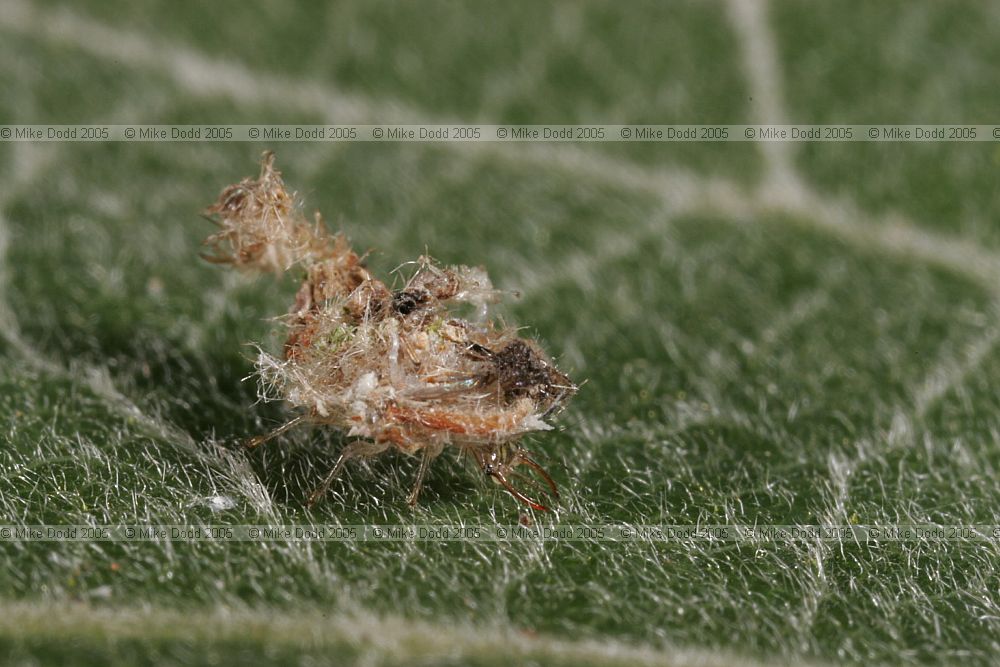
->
(1, 1), (999, 665)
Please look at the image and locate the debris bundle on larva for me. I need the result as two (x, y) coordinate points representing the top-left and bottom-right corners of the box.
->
(202, 152), (576, 510)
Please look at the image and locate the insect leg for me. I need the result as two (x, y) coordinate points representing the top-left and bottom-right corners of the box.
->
(245, 415), (307, 449)
(512, 451), (560, 499)
(490, 471), (551, 512)
(406, 447), (437, 506)
(306, 444), (359, 508)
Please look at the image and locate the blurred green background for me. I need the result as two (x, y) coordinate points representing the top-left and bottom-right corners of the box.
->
(1, 1), (999, 665)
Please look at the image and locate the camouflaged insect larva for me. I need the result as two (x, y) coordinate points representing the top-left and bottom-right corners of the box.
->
(202, 152), (576, 510)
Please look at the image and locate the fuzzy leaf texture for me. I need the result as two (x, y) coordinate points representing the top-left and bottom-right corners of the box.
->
(0, 1), (999, 666)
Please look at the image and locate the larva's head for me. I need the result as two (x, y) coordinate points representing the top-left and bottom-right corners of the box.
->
(468, 339), (577, 415)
